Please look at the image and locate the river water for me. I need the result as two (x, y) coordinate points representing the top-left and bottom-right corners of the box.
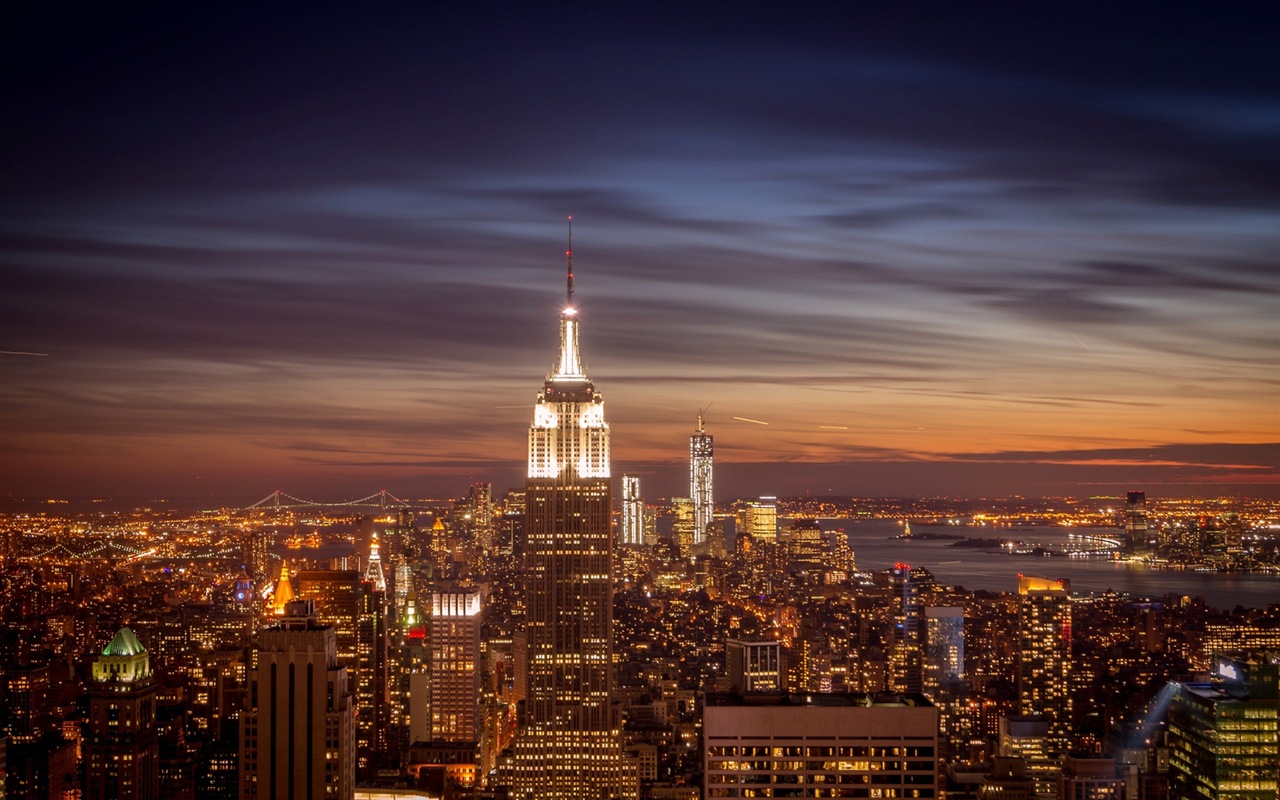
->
(829, 519), (1278, 610)
(271, 517), (1277, 610)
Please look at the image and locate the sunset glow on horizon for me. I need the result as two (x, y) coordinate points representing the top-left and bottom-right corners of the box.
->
(1, 6), (1276, 500)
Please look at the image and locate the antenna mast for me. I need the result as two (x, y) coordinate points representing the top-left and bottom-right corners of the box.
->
(566, 215), (574, 305)
(698, 402), (713, 432)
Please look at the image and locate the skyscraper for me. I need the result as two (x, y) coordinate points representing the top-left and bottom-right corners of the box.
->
(269, 561), (294, 616)
(1017, 575), (1072, 760)
(428, 588), (483, 742)
(452, 482), (495, 573)
(512, 228), (629, 799)
(924, 606), (969, 761)
(725, 638), (783, 693)
(239, 600), (354, 800)
(689, 413), (713, 547)
(470, 482), (495, 556)
(737, 497), (778, 543)
(923, 607), (965, 695)
(620, 475), (643, 548)
(1125, 491), (1151, 556)
(364, 531), (386, 594)
(294, 568), (388, 776)
(389, 509), (416, 620)
(1167, 657), (1279, 800)
(243, 528), (271, 584)
(85, 628), (160, 800)
(671, 497), (696, 559)
(428, 516), (449, 580)
(890, 563), (924, 694)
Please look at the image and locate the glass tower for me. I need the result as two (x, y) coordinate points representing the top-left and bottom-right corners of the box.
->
(1168, 657), (1279, 800)
(621, 475), (643, 547)
(690, 413), (713, 547)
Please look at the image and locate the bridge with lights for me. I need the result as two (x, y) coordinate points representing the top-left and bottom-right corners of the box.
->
(245, 489), (412, 511)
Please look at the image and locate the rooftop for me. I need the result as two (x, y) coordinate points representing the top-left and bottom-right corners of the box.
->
(102, 627), (146, 657)
(706, 691), (933, 708)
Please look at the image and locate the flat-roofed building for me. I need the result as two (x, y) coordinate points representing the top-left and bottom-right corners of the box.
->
(999, 715), (1056, 796)
(1017, 575), (1072, 760)
(428, 588), (483, 742)
(726, 638), (784, 694)
(1167, 657), (1278, 800)
(704, 692), (938, 798)
(1059, 755), (1126, 800)
(239, 600), (355, 800)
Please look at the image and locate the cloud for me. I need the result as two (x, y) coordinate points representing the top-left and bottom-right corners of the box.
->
(2, 5), (1277, 498)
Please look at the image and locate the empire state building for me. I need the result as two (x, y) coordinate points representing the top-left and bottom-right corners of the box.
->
(512, 228), (630, 798)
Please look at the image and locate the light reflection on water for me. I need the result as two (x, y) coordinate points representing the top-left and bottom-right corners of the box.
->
(833, 519), (1278, 610)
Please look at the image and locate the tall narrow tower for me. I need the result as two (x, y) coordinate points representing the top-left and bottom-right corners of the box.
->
(240, 600), (355, 800)
(1125, 490), (1150, 556)
(1017, 575), (1072, 760)
(364, 530), (387, 594)
(428, 588), (483, 742)
(690, 412), (714, 548)
(621, 475), (643, 548)
(293, 568), (388, 777)
(85, 628), (160, 800)
(513, 224), (628, 799)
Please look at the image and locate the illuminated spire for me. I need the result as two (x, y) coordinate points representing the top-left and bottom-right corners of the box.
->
(365, 530), (386, 593)
(531, 221), (609, 479)
(271, 560), (295, 615)
(552, 216), (586, 382)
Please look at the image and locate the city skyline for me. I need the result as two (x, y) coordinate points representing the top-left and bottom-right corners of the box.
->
(2, 6), (1278, 500)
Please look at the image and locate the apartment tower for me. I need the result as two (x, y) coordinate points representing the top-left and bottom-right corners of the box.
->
(1017, 575), (1073, 760)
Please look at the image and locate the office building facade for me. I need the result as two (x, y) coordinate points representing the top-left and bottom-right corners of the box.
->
(239, 601), (354, 800)
(429, 588), (483, 742)
(704, 692), (938, 798)
(725, 639), (784, 693)
(1125, 491), (1151, 556)
(1167, 658), (1278, 800)
(621, 475), (643, 548)
(293, 569), (388, 774)
(737, 498), (778, 544)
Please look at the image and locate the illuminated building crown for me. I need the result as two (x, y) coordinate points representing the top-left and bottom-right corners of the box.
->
(528, 223), (609, 480)
(364, 530), (387, 593)
(93, 627), (152, 685)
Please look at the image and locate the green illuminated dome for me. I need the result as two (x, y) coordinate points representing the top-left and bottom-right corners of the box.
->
(94, 627), (152, 684)
(102, 627), (146, 657)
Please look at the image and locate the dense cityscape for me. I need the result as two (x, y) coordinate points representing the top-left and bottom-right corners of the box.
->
(2, 276), (1277, 800)
(3, 8), (1278, 800)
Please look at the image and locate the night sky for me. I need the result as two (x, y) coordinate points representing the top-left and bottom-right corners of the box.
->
(2, 5), (1277, 500)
